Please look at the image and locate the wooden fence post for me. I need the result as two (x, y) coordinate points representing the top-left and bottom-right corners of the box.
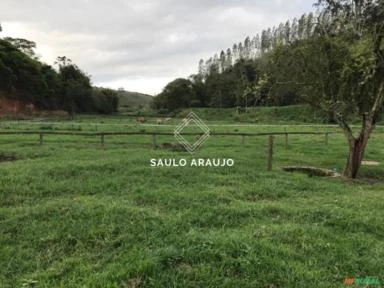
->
(325, 132), (328, 145)
(39, 132), (43, 145)
(152, 133), (157, 148)
(285, 133), (288, 149)
(268, 135), (274, 171)
(101, 133), (105, 147)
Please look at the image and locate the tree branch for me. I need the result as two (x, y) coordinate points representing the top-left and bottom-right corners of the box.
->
(369, 82), (384, 122)
(335, 111), (355, 142)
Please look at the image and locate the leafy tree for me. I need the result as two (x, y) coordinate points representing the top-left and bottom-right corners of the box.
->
(291, 18), (299, 41)
(298, 14), (307, 40)
(225, 48), (233, 70)
(212, 54), (220, 73)
(56, 56), (93, 114)
(306, 12), (315, 38)
(244, 36), (251, 59)
(190, 74), (208, 107)
(198, 59), (206, 77)
(261, 30), (268, 54)
(153, 78), (195, 110)
(206, 70), (237, 108)
(92, 87), (119, 114)
(284, 21), (291, 44)
(0, 43), (15, 92)
(0, 39), (46, 105)
(41, 64), (62, 109)
(0, 34), (120, 115)
(277, 23), (285, 44)
(273, 0), (384, 178)
(238, 42), (244, 59)
(271, 27), (279, 49)
(232, 43), (238, 61)
(219, 50), (226, 72)
(3, 37), (36, 58)
(205, 57), (213, 75)
(54, 56), (72, 68)
(253, 34), (261, 58)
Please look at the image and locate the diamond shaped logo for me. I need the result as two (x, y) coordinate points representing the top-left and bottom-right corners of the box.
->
(174, 112), (210, 154)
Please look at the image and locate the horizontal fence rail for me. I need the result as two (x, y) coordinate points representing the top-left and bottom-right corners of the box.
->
(2, 129), (384, 171)
(0, 131), (337, 136)
(0, 130), (369, 171)
(0, 131), (335, 153)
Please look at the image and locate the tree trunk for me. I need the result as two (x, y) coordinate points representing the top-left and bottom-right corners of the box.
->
(335, 110), (375, 179)
(338, 85), (383, 179)
(343, 137), (367, 178)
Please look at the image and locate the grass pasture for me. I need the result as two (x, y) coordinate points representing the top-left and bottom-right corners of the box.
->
(1, 113), (384, 287)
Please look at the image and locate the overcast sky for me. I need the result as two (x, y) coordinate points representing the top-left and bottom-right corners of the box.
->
(0, 0), (315, 95)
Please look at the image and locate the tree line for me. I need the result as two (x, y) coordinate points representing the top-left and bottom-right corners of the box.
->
(152, 12), (320, 111)
(0, 26), (118, 115)
(154, 0), (384, 179)
(199, 12), (316, 76)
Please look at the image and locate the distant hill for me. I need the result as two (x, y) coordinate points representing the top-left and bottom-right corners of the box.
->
(117, 90), (153, 110)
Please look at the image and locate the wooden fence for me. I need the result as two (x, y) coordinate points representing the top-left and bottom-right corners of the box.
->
(0, 130), (334, 145)
(0, 130), (336, 170)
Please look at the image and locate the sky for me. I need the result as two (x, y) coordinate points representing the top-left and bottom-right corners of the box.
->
(0, 0), (315, 96)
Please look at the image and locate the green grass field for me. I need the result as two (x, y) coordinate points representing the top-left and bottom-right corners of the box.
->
(1, 110), (384, 287)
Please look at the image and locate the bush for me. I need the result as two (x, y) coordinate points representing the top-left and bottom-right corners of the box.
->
(91, 88), (119, 114)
